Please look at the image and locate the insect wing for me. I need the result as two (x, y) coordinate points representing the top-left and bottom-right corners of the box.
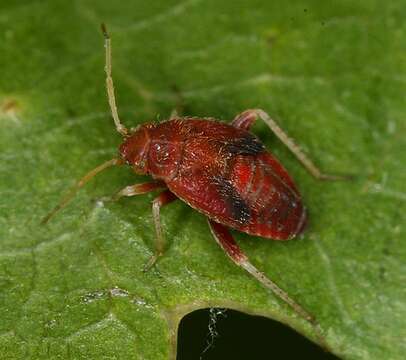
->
(229, 152), (306, 239)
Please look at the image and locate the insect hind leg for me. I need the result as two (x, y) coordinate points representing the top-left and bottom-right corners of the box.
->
(232, 109), (351, 181)
(231, 110), (257, 131)
(207, 219), (329, 349)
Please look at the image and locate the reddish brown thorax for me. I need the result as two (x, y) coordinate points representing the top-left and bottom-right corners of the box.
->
(119, 118), (307, 240)
(119, 124), (153, 174)
(119, 121), (185, 179)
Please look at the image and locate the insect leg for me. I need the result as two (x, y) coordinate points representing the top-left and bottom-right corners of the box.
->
(144, 190), (178, 271)
(231, 110), (257, 131)
(169, 84), (185, 119)
(113, 181), (166, 201)
(208, 219), (328, 347)
(232, 109), (350, 181)
(101, 24), (128, 137)
(41, 158), (123, 224)
(169, 109), (180, 120)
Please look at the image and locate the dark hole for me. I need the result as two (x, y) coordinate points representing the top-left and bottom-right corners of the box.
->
(177, 308), (340, 360)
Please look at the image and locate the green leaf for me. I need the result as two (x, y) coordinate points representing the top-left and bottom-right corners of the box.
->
(1, 0), (405, 359)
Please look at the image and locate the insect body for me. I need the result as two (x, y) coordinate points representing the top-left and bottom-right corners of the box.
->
(42, 24), (349, 347)
(122, 118), (306, 240)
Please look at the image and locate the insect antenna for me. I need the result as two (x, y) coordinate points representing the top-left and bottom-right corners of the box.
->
(101, 23), (129, 137)
(41, 158), (123, 224)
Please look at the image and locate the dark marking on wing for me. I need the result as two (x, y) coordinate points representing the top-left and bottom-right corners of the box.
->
(213, 176), (251, 224)
(224, 133), (265, 156)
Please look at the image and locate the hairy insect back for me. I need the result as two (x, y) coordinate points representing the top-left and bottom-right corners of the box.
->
(156, 118), (306, 239)
(229, 152), (306, 239)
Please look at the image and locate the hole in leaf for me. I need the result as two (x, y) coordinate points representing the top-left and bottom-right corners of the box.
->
(177, 308), (340, 360)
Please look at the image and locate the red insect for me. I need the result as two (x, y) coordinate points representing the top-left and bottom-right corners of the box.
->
(43, 25), (348, 345)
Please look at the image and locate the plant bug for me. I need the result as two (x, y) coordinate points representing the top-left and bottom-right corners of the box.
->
(42, 24), (350, 347)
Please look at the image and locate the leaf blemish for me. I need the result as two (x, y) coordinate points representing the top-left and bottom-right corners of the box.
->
(81, 287), (130, 303)
(0, 97), (22, 122)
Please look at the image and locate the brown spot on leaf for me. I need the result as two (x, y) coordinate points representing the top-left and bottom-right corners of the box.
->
(1, 98), (22, 121)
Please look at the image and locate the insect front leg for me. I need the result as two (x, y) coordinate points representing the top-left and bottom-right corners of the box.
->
(232, 109), (350, 181)
(113, 181), (166, 201)
(207, 219), (328, 348)
(144, 190), (178, 271)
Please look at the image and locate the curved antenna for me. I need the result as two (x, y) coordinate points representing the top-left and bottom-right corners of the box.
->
(41, 158), (123, 224)
(101, 23), (129, 137)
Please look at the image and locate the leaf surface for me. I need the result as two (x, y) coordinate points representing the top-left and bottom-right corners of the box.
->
(0, 1), (405, 359)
